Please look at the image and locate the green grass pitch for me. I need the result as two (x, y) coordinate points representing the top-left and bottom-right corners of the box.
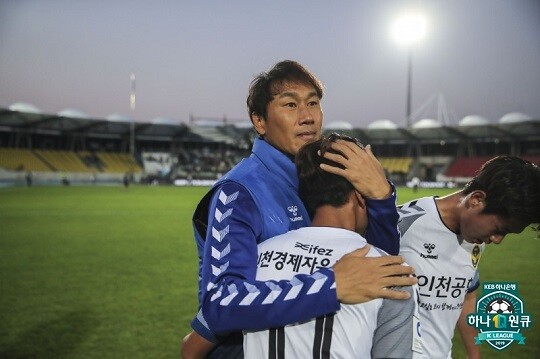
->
(0, 185), (537, 358)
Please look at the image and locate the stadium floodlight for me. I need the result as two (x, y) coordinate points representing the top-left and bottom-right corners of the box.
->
(130, 72), (136, 158)
(391, 11), (427, 128)
(391, 12), (427, 46)
(130, 73), (136, 111)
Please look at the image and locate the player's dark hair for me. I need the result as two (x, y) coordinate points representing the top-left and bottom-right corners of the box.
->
(247, 60), (324, 121)
(295, 136), (355, 218)
(463, 156), (540, 225)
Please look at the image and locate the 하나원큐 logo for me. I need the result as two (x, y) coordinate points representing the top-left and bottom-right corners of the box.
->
(466, 282), (532, 351)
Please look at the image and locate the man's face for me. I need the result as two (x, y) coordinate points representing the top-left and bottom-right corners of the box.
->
(253, 82), (323, 156)
(459, 193), (528, 244)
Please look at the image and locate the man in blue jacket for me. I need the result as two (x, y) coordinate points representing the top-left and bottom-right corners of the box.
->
(182, 60), (416, 358)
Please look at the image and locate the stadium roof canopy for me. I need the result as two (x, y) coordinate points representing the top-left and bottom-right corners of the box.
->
(459, 115), (490, 126)
(9, 102), (41, 114)
(499, 112), (532, 123)
(412, 118), (442, 129)
(408, 120), (466, 142)
(232, 120), (253, 129)
(0, 105), (238, 145)
(368, 119), (398, 130)
(58, 108), (89, 119)
(1, 105), (538, 150)
(452, 113), (539, 141)
(324, 120), (354, 130)
(359, 119), (413, 143)
(107, 113), (133, 122)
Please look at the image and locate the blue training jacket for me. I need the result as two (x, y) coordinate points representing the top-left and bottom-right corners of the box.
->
(190, 138), (400, 342)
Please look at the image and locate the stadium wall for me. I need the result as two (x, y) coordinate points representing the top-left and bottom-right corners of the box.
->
(0, 168), (142, 187)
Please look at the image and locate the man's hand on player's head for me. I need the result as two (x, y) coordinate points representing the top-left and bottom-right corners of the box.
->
(320, 141), (391, 200)
(333, 246), (417, 304)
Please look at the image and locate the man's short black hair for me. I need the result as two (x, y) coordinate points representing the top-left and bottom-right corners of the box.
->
(463, 155), (540, 225)
(247, 60), (324, 120)
(295, 137), (355, 218)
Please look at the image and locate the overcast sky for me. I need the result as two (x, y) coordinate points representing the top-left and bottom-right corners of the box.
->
(1, 0), (539, 128)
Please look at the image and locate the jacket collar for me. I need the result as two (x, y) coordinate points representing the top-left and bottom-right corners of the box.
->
(252, 138), (298, 190)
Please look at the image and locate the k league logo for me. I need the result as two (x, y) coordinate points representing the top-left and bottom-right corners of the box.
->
(466, 282), (532, 351)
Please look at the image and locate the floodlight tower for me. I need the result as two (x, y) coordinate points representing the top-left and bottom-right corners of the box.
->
(391, 12), (427, 128)
(129, 72), (136, 156)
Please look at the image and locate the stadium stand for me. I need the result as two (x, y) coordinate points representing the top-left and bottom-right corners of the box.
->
(380, 157), (414, 174)
(142, 151), (174, 176)
(445, 156), (495, 178)
(1, 105), (538, 186)
(35, 150), (95, 172)
(0, 148), (142, 174)
(188, 125), (237, 145)
(0, 148), (51, 172)
(445, 154), (540, 178)
(96, 152), (142, 173)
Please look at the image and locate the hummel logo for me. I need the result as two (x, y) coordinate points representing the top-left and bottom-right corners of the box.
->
(288, 205), (298, 216)
(424, 243), (436, 253)
(287, 205), (303, 223)
(421, 243), (438, 259)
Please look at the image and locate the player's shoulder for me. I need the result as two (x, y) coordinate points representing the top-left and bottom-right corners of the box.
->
(368, 246), (388, 258)
(259, 227), (365, 255)
(397, 197), (439, 238)
(397, 196), (435, 217)
(209, 181), (256, 209)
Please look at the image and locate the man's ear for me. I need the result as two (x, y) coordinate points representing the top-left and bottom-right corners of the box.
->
(251, 114), (266, 136)
(469, 190), (487, 209)
(354, 191), (366, 209)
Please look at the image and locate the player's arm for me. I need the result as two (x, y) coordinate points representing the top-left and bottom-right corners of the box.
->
(199, 182), (341, 334)
(333, 248), (417, 303)
(363, 185), (400, 255)
(181, 330), (214, 359)
(371, 285), (421, 359)
(457, 290), (481, 359)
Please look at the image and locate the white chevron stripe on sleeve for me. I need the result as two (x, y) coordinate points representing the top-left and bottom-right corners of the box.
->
(214, 208), (221, 222)
(196, 309), (209, 328)
(220, 283), (239, 305)
(306, 271), (328, 295)
(211, 243), (231, 260)
(219, 208), (233, 222)
(210, 285), (223, 301)
(214, 207), (234, 223)
(214, 208), (223, 222)
(219, 190), (239, 205)
(211, 261), (230, 277)
(239, 282), (261, 305)
(211, 226), (221, 242)
(283, 276), (304, 300)
(211, 225), (230, 242)
(211, 246), (220, 260)
(218, 190), (228, 205)
(262, 282), (283, 304)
